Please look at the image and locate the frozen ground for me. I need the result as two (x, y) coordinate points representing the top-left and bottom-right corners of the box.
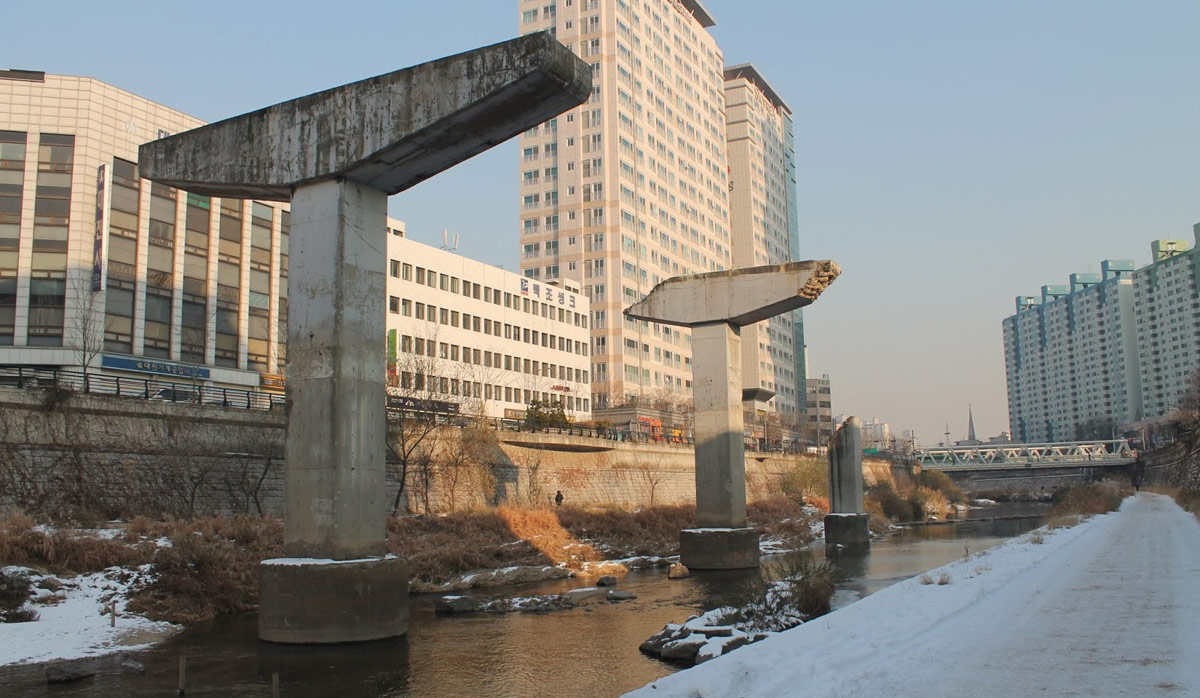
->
(624, 493), (1200, 698)
(0, 565), (180, 666)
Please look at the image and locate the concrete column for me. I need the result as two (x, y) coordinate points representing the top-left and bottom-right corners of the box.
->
(283, 178), (388, 559)
(826, 416), (869, 545)
(829, 416), (864, 513)
(691, 321), (746, 528)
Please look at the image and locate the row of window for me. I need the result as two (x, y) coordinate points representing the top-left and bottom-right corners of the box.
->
(394, 332), (588, 384)
(387, 295), (589, 358)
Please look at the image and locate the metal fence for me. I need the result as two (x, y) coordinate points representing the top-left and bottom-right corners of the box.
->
(0, 365), (285, 411)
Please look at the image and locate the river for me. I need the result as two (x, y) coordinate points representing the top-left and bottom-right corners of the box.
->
(2, 504), (1046, 698)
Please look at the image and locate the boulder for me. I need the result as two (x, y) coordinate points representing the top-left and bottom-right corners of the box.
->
(435, 595), (483, 614)
(607, 590), (636, 601)
(45, 661), (97, 684)
(596, 575), (618, 587)
(639, 624), (685, 654)
(562, 587), (605, 604)
(659, 635), (706, 661)
(668, 563), (690, 579)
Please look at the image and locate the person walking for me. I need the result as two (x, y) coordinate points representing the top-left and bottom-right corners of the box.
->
(555, 490), (564, 507)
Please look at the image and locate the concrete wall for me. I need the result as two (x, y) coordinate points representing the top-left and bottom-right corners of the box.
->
(0, 389), (818, 520)
(941, 463), (1133, 495)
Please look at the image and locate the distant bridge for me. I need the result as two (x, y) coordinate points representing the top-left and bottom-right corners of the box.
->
(916, 439), (1135, 469)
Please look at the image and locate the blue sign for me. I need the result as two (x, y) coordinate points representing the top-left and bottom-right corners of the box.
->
(101, 355), (210, 380)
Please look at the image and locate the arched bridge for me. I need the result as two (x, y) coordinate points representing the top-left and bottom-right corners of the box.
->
(916, 439), (1135, 469)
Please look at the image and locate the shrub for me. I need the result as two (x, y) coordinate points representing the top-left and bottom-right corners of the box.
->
(1049, 480), (1130, 518)
(0, 568), (38, 623)
(907, 486), (949, 520)
(126, 516), (282, 625)
(936, 572), (952, 585)
(918, 574), (933, 585)
(0, 514), (150, 574)
(868, 481), (913, 522)
(917, 469), (967, 505)
(775, 457), (828, 503)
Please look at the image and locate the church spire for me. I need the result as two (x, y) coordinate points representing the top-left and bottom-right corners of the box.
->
(967, 405), (977, 442)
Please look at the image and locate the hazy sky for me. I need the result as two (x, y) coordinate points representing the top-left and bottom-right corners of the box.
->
(8, 1), (1199, 444)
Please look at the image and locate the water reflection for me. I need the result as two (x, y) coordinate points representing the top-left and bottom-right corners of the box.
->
(3, 505), (1046, 698)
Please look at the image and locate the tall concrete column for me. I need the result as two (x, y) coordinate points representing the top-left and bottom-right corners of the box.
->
(691, 321), (747, 528)
(825, 416), (870, 546)
(284, 179), (387, 558)
(137, 32), (594, 643)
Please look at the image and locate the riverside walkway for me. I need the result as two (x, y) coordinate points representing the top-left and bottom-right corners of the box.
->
(625, 493), (1200, 697)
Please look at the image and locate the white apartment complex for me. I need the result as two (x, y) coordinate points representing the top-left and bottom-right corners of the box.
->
(385, 231), (592, 420)
(723, 63), (804, 418)
(1003, 226), (1200, 442)
(1134, 233), (1200, 419)
(517, 0), (733, 412)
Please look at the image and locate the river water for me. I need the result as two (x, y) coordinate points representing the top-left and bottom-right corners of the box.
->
(3, 505), (1046, 698)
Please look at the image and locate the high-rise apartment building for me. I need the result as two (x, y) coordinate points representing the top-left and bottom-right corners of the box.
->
(723, 63), (804, 420)
(805, 374), (833, 446)
(1003, 225), (1200, 442)
(517, 0), (733, 413)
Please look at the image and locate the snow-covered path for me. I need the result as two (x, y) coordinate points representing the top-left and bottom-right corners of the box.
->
(624, 493), (1200, 697)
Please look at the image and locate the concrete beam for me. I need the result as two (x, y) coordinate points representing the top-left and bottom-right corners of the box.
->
(624, 261), (840, 328)
(138, 32), (592, 200)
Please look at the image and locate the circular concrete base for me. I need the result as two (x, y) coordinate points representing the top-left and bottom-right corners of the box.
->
(259, 555), (408, 644)
(679, 527), (760, 570)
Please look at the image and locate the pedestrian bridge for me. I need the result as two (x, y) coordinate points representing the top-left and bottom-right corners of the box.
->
(916, 439), (1135, 469)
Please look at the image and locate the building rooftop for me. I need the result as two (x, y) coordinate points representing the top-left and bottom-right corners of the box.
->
(723, 63), (791, 114)
(678, 0), (716, 28)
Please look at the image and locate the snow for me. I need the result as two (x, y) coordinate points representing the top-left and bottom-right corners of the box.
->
(624, 493), (1200, 697)
(0, 565), (180, 666)
(261, 554), (398, 566)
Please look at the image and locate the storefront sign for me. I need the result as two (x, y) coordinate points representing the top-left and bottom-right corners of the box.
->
(385, 395), (459, 415)
(259, 373), (286, 390)
(101, 354), (210, 379)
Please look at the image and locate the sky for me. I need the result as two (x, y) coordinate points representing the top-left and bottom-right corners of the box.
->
(7, 1), (1198, 444)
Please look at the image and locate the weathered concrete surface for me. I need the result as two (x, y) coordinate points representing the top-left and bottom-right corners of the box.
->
(283, 179), (388, 559)
(624, 261), (840, 327)
(137, 32), (592, 644)
(828, 417), (864, 514)
(691, 322), (747, 528)
(258, 556), (409, 643)
(138, 32), (592, 200)
(823, 513), (869, 546)
(679, 527), (760, 570)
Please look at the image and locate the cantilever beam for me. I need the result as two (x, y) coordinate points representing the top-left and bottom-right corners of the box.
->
(624, 260), (840, 328)
(139, 32), (592, 200)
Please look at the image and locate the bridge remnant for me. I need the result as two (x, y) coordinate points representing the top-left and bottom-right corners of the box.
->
(139, 33), (592, 643)
(825, 416), (869, 546)
(626, 261), (840, 569)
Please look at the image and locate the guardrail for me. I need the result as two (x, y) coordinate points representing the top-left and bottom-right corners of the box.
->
(916, 439), (1134, 467)
(0, 365), (284, 411)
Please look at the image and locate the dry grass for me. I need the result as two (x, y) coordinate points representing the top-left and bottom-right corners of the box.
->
(1029, 530), (1045, 544)
(749, 497), (822, 549)
(918, 574), (934, 585)
(0, 514), (150, 574)
(1049, 480), (1131, 519)
(386, 511), (549, 585)
(556, 504), (691, 558)
(936, 571), (952, 585)
(124, 516), (282, 624)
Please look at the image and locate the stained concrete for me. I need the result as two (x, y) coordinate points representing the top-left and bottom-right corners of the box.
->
(139, 33), (592, 200)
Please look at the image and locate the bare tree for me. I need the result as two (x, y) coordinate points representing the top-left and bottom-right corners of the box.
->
(68, 274), (105, 375)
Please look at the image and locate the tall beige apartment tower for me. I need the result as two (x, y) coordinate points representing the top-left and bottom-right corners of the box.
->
(518, 0), (732, 415)
(723, 63), (804, 422)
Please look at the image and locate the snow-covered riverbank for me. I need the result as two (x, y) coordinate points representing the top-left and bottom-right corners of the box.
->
(623, 493), (1200, 698)
(0, 565), (179, 666)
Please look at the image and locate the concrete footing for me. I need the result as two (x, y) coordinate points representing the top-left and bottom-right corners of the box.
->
(679, 528), (760, 570)
(824, 513), (870, 546)
(258, 556), (409, 644)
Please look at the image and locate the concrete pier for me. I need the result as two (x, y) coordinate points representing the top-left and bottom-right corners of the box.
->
(139, 32), (592, 643)
(825, 416), (870, 545)
(626, 262), (840, 569)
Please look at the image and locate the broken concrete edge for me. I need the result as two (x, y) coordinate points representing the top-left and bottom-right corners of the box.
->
(623, 260), (841, 328)
(137, 31), (592, 200)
